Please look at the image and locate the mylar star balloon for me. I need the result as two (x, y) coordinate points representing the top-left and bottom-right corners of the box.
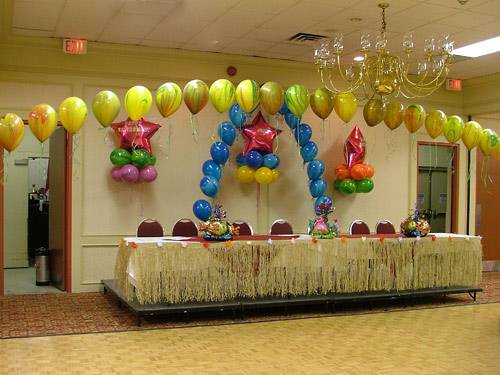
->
(344, 126), (366, 169)
(111, 118), (160, 154)
(241, 112), (281, 155)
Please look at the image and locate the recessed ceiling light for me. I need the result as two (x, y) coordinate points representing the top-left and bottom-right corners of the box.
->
(353, 55), (365, 62)
(350, 17), (362, 22)
(453, 36), (500, 57)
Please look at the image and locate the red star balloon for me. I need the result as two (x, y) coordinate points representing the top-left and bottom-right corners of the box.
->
(111, 118), (161, 154)
(241, 112), (281, 155)
(344, 126), (366, 168)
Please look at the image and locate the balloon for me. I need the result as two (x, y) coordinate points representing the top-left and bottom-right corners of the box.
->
(363, 99), (385, 127)
(364, 164), (375, 178)
(479, 129), (499, 156)
(335, 164), (350, 180)
(236, 165), (255, 183)
(294, 123), (312, 146)
(120, 164), (139, 183)
(260, 81), (284, 115)
(235, 79), (260, 113)
(344, 126), (366, 169)
(92, 90), (120, 128)
(130, 149), (150, 168)
(350, 164), (367, 180)
(210, 141), (230, 165)
(310, 87), (334, 120)
(58, 96), (87, 134)
(229, 104), (247, 128)
(28, 104), (57, 142)
(334, 92), (357, 124)
(111, 118), (160, 154)
(403, 104), (426, 133)
(0, 113), (24, 152)
(255, 166), (273, 184)
(300, 141), (318, 162)
(307, 160), (325, 180)
(285, 84), (309, 117)
(209, 79), (235, 113)
(493, 142), (500, 161)
(147, 154), (157, 166)
(110, 148), (132, 166)
(425, 110), (447, 139)
(110, 167), (122, 182)
(334, 179), (341, 191)
(443, 115), (464, 144)
(339, 179), (356, 194)
(155, 82), (182, 117)
(140, 166), (158, 183)
(217, 121), (237, 146)
(384, 101), (404, 130)
(236, 152), (246, 166)
(183, 79), (209, 114)
(200, 175), (219, 198)
(124, 86), (152, 121)
(285, 112), (300, 129)
(242, 112), (281, 155)
(263, 153), (280, 169)
(315, 196), (333, 214)
(246, 150), (263, 169)
(309, 179), (327, 198)
(193, 199), (212, 221)
(271, 169), (280, 182)
(279, 102), (289, 115)
(202, 160), (222, 180)
(462, 121), (483, 150)
(356, 178), (374, 193)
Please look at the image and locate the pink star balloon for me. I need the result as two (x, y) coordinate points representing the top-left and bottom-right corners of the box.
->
(241, 112), (281, 155)
(344, 126), (366, 168)
(111, 118), (160, 154)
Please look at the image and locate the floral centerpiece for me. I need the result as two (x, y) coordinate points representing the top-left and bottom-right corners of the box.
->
(199, 204), (238, 241)
(400, 207), (431, 237)
(308, 200), (340, 239)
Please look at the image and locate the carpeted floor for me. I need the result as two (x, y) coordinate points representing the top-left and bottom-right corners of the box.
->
(1, 271), (499, 339)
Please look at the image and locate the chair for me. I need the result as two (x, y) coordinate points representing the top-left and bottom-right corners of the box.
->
(270, 219), (294, 235)
(232, 221), (253, 236)
(349, 220), (370, 235)
(172, 219), (198, 237)
(137, 219), (164, 237)
(375, 220), (396, 234)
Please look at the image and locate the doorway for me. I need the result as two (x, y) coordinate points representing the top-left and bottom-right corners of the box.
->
(417, 142), (458, 233)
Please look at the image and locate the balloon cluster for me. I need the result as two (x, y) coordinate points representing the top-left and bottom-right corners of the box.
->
(400, 208), (430, 238)
(110, 148), (158, 183)
(334, 126), (375, 195)
(308, 199), (339, 239)
(199, 203), (238, 241)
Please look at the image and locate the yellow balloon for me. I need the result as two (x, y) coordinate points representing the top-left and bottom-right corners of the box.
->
(235, 79), (260, 113)
(28, 104), (57, 143)
(183, 79), (209, 115)
(425, 110), (447, 139)
(260, 81), (284, 115)
(236, 165), (255, 183)
(363, 99), (385, 127)
(310, 87), (334, 120)
(333, 92), (357, 124)
(209, 79), (235, 113)
(462, 121), (483, 150)
(92, 90), (120, 128)
(384, 101), (404, 130)
(124, 85), (152, 121)
(155, 82), (182, 118)
(271, 169), (280, 183)
(493, 142), (500, 161)
(255, 166), (273, 185)
(443, 115), (465, 144)
(59, 96), (87, 134)
(0, 113), (25, 152)
(403, 104), (426, 133)
(479, 129), (499, 156)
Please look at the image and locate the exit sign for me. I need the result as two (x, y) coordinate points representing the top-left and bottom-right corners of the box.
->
(446, 79), (462, 91)
(63, 39), (87, 54)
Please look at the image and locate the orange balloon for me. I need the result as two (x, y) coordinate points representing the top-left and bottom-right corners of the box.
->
(364, 164), (375, 178)
(335, 164), (350, 180)
(350, 164), (367, 180)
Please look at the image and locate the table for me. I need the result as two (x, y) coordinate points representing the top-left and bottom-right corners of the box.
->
(114, 234), (482, 305)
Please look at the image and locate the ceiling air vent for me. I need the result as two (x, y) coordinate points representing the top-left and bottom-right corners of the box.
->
(288, 32), (327, 43)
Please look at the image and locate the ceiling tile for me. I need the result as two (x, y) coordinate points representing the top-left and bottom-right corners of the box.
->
(451, 29), (498, 48)
(11, 27), (53, 37)
(121, 0), (180, 16)
(233, 0), (301, 15)
(142, 39), (182, 49)
(424, 0), (490, 10)
(99, 13), (163, 41)
(146, 16), (210, 43)
(437, 10), (498, 30)
(12, 0), (65, 32)
(223, 39), (276, 53)
(248, 27), (299, 43)
(167, 0), (239, 23)
(466, 0), (500, 15)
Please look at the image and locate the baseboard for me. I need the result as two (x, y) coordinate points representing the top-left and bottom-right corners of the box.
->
(482, 260), (500, 272)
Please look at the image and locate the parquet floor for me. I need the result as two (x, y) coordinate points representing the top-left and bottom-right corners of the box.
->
(1, 303), (499, 375)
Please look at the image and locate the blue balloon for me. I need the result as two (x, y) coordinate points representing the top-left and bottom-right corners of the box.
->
(236, 152), (246, 166)
(229, 104), (247, 129)
(307, 159), (325, 180)
(210, 141), (230, 165)
(314, 195), (333, 215)
(202, 160), (222, 180)
(193, 199), (212, 221)
(279, 102), (290, 115)
(309, 178), (327, 198)
(217, 121), (237, 146)
(300, 141), (318, 162)
(294, 123), (312, 146)
(285, 112), (300, 129)
(200, 176), (219, 198)
(263, 153), (280, 169)
(246, 150), (263, 169)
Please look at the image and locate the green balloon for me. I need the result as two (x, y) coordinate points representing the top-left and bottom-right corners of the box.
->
(339, 179), (356, 194)
(147, 154), (157, 166)
(356, 178), (374, 193)
(110, 148), (131, 166)
(333, 179), (342, 191)
(131, 149), (150, 168)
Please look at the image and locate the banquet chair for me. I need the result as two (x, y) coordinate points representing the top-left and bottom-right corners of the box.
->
(270, 219), (294, 235)
(137, 219), (164, 237)
(232, 220), (254, 236)
(375, 220), (396, 234)
(172, 219), (198, 237)
(349, 220), (370, 235)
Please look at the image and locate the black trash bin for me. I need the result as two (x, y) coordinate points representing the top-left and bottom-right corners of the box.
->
(35, 247), (50, 286)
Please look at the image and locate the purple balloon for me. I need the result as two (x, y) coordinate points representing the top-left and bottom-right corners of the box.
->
(139, 165), (158, 183)
(120, 164), (139, 182)
(110, 167), (122, 182)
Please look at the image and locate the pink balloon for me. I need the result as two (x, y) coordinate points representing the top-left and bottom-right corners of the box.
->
(110, 167), (122, 182)
(120, 164), (139, 182)
(139, 165), (158, 182)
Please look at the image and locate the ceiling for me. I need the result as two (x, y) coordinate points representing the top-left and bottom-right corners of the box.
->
(9, 0), (500, 79)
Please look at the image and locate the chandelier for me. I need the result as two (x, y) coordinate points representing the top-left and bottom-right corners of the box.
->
(313, 2), (454, 100)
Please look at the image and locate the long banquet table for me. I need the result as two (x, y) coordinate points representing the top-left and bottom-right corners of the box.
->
(113, 234), (482, 305)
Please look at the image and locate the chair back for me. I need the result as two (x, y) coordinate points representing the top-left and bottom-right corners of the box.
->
(349, 220), (370, 235)
(172, 219), (198, 237)
(270, 219), (294, 235)
(232, 221), (253, 236)
(375, 220), (396, 234)
(137, 219), (164, 237)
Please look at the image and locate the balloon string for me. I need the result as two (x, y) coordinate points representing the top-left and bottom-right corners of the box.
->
(1, 152), (10, 185)
(256, 183), (260, 232)
(273, 114), (280, 154)
(480, 156), (489, 189)
(190, 114), (198, 143)
(72, 133), (81, 183)
(139, 183), (145, 219)
(296, 120), (301, 157)
(321, 119), (326, 147)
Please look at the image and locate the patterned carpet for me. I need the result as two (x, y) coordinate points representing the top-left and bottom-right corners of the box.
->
(1, 272), (499, 339)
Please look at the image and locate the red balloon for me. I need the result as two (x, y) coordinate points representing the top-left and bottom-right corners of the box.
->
(350, 164), (366, 180)
(111, 117), (160, 154)
(344, 126), (366, 169)
(241, 112), (281, 156)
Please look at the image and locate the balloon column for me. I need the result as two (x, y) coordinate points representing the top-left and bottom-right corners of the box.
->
(334, 126), (375, 195)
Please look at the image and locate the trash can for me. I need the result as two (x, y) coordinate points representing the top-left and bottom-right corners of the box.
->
(35, 247), (50, 286)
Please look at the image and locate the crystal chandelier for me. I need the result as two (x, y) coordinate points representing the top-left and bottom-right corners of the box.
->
(313, 2), (454, 100)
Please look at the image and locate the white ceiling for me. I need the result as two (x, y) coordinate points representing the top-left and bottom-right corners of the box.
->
(10, 0), (500, 79)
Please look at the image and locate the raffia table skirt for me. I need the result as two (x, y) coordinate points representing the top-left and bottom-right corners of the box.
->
(114, 236), (482, 305)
